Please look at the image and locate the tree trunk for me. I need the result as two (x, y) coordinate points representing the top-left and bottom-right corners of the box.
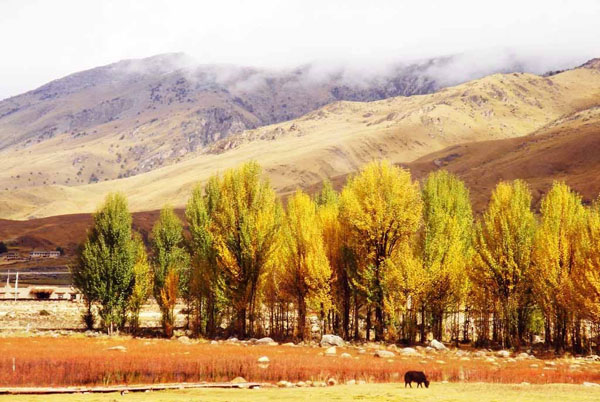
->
(297, 295), (307, 341)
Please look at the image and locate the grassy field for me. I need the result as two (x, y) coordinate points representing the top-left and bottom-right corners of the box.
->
(2, 383), (600, 402)
(1, 336), (600, 387)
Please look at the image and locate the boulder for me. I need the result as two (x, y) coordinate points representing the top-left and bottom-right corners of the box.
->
(277, 380), (292, 388)
(341, 352), (352, 359)
(325, 346), (337, 356)
(327, 377), (338, 386)
(497, 350), (511, 358)
(257, 356), (270, 363)
(320, 334), (345, 347)
(255, 337), (274, 345)
(374, 350), (395, 358)
(178, 336), (191, 344)
(231, 377), (247, 384)
(400, 347), (419, 356)
(430, 339), (446, 351)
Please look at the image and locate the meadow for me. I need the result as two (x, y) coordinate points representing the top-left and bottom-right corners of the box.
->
(2, 383), (600, 402)
(1, 336), (599, 388)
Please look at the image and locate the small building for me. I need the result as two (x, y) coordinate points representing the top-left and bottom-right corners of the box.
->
(0, 252), (21, 261)
(29, 250), (61, 259)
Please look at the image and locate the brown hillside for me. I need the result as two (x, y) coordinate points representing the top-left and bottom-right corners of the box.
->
(407, 106), (600, 211)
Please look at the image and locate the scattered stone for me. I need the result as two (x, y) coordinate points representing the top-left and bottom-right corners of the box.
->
(277, 380), (292, 388)
(296, 381), (306, 387)
(320, 334), (345, 347)
(258, 356), (270, 363)
(517, 352), (531, 359)
(282, 342), (296, 347)
(341, 352), (352, 359)
(325, 346), (337, 356)
(435, 360), (446, 364)
(210, 340), (218, 345)
(460, 357), (471, 361)
(430, 339), (446, 351)
(497, 350), (511, 358)
(400, 347), (419, 356)
(231, 377), (247, 384)
(387, 344), (398, 351)
(346, 379), (356, 385)
(521, 382), (530, 386)
(357, 348), (366, 354)
(473, 351), (486, 357)
(107, 345), (127, 352)
(255, 337), (274, 345)
(227, 337), (239, 342)
(178, 336), (191, 344)
(530, 364), (539, 368)
(327, 377), (338, 386)
(374, 350), (395, 358)
(583, 382), (600, 387)
(357, 380), (366, 385)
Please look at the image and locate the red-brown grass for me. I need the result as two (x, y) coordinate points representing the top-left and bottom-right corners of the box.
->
(0, 337), (599, 387)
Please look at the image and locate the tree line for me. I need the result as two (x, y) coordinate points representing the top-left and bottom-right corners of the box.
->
(72, 160), (600, 353)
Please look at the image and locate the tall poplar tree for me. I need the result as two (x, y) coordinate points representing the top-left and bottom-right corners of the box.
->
(418, 170), (473, 341)
(280, 190), (331, 340)
(339, 160), (422, 341)
(473, 180), (536, 348)
(73, 193), (135, 334)
(152, 206), (189, 337)
(210, 161), (281, 337)
(532, 181), (585, 352)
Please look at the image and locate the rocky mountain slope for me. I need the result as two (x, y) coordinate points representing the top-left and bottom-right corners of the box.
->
(0, 53), (453, 191)
(1, 61), (599, 219)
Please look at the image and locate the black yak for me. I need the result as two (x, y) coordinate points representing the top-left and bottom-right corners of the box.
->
(404, 370), (430, 388)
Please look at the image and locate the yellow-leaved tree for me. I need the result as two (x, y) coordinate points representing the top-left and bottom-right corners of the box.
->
(574, 201), (600, 322)
(473, 180), (536, 348)
(210, 161), (282, 337)
(532, 181), (586, 353)
(340, 160), (422, 341)
(418, 170), (473, 342)
(280, 190), (331, 340)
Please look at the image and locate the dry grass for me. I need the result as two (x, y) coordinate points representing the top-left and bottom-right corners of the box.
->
(2, 383), (600, 402)
(1, 337), (599, 387)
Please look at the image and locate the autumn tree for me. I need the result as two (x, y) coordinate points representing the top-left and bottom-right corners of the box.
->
(316, 180), (352, 338)
(152, 206), (189, 337)
(339, 160), (422, 341)
(472, 180), (536, 348)
(128, 236), (152, 335)
(210, 161), (281, 337)
(532, 182), (586, 353)
(575, 202), (600, 323)
(280, 190), (331, 340)
(73, 193), (135, 334)
(186, 176), (224, 336)
(418, 170), (473, 342)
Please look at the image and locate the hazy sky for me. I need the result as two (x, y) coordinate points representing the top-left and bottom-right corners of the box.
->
(1, 0), (599, 99)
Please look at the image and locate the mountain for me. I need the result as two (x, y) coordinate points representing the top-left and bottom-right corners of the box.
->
(0, 53), (447, 191)
(407, 103), (600, 212)
(1, 61), (599, 220)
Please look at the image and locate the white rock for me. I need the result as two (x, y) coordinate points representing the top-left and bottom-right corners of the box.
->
(257, 356), (270, 363)
(341, 352), (352, 359)
(497, 350), (511, 358)
(325, 346), (337, 356)
(107, 345), (127, 352)
(320, 334), (345, 347)
(255, 337), (274, 345)
(374, 350), (395, 358)
(430, 339), (446, 351)
(400, 347), (420, 356)
(346, 379), (356, 385)
(327, 378), (338, 386)
(583, 382), (600, 387)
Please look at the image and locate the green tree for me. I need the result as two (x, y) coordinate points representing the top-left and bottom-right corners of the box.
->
(418, 170), (473, 342)
(186, 176), (225, 337)
(280, 190), (331, 340)
(472, 180), (536, 348)
(339, 160), (422, 341)
(128, 236), (152, 335)
(211, 161), (282, 337)
(73, 193), (135, 334)
(152, 206), (189, 337)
